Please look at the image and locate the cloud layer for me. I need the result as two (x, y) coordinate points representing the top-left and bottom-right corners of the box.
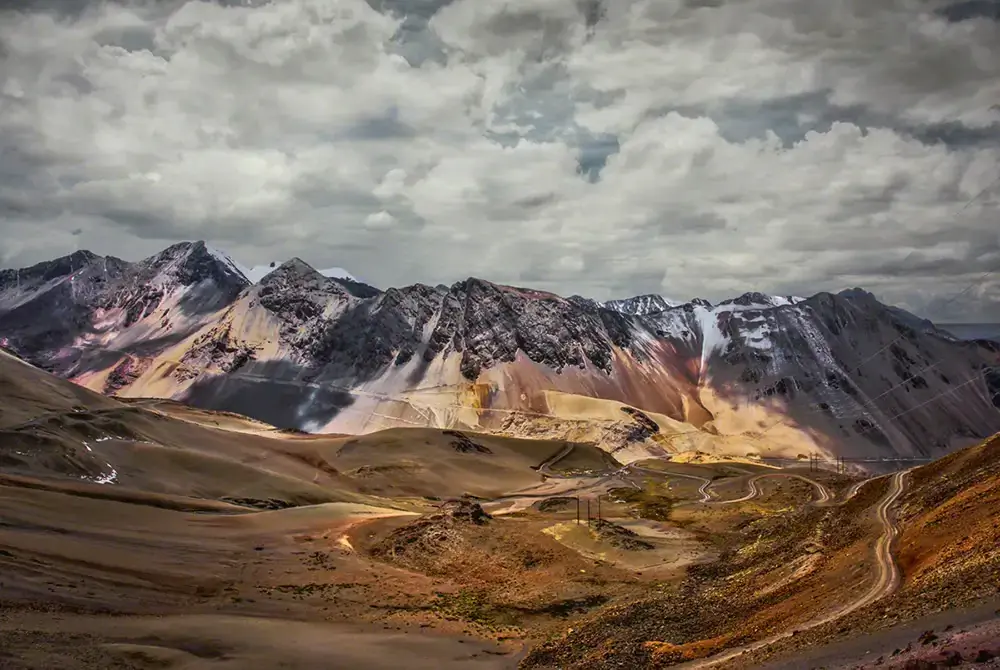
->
(1, 0), (998, 320)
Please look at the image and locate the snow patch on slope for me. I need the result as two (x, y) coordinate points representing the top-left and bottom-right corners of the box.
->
(715, 297), (805, 312)
(741, 316), (773, 350)
(607, 292), (805, 317)
(694, 305), (730, 380)
(643, 308), (697, 343)
(770, 296), (806, 307)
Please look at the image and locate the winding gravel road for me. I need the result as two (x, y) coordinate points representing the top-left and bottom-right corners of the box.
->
(711, 473), (834, 505)
(625, 464), (714, 502)
(681, 469), (910, 669)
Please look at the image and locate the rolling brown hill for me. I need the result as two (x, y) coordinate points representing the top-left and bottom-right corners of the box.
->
(0, 346), (622, 669)
(3, 347), (999, 670)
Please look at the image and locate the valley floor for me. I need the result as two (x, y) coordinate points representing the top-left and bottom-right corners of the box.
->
(2, 388), (999, 669)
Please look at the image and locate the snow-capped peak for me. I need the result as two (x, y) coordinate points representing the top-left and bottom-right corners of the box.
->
(206, 244), (252, 284)
(602, 293), (683, 315)
(205, 248), (358, 285)
(317, 267), (356, 282)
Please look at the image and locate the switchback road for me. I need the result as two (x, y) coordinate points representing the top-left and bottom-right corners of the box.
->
(711, 473), (833, 505)
(681, 469), (910, 669)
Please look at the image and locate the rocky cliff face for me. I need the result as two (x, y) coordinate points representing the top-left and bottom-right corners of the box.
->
(2, 241), (998, 462)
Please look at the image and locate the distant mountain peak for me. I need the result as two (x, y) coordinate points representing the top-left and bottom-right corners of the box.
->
(257, 258), (335, 296)
(239, 258), (358, 285)
(602, 293), (684, 316)
(0, 250), (107, 292)
(717, 292), (804, 309)
(276, 257), (321, 277)
(134, 241), (250, 294)
(316, 266), (356, 282)
(838, 287), (878, 302)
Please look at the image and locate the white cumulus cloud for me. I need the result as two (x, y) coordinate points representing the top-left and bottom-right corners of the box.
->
(0, 0), (997, 320)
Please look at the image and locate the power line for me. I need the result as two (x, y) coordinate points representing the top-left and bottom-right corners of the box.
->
(843, 269), (995, 381)
(763, 368), (992, 447)
(763, 355), (944, 432)
(851, 375), (984, 439)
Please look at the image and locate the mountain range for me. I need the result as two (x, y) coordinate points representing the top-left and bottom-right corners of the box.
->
(1, 240), (998, 463)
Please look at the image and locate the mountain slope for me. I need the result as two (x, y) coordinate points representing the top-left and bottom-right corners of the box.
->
(0, 340), (612, 503)
(2, 242), (998, 463)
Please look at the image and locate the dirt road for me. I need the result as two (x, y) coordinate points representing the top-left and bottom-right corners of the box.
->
(711, 473), (833, 505)
(623, 464), (713, 502)
(536, 443), (577, 475)
(839, 478), (872, 503)
(856, 469), (908, 607)
(679, 470), (909, 669)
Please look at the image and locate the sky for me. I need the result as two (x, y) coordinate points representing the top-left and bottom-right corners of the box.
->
(0, 0), (998, 321)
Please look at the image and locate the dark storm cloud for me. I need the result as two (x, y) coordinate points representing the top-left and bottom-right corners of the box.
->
(937, 0), (1000, 22)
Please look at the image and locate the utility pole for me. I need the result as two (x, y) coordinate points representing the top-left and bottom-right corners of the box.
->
(586, 499), (591, 527)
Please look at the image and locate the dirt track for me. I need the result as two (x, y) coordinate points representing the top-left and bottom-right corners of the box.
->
(677, 470), (909, 669)
(625, 464), (714, 502)
(710, 473), (834, 505)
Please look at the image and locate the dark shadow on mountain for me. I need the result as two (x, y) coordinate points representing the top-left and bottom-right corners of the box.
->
(175, 280), (244, 318)
(0, 281), (98, 368)
(181, 359), (356, 431)
(169, 246), (249, 318)
(707, 292), (1000, 461)
(405, 348), (435, 386)
(60, 331), (204, 379)
(328, 277), (381, 298)
(118, 331), (195, 358)
(304, 288), (444, 380)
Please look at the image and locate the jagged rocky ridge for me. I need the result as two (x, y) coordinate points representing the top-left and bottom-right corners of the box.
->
(1, 241), (998, 460)
(602, 293), (682, 315)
